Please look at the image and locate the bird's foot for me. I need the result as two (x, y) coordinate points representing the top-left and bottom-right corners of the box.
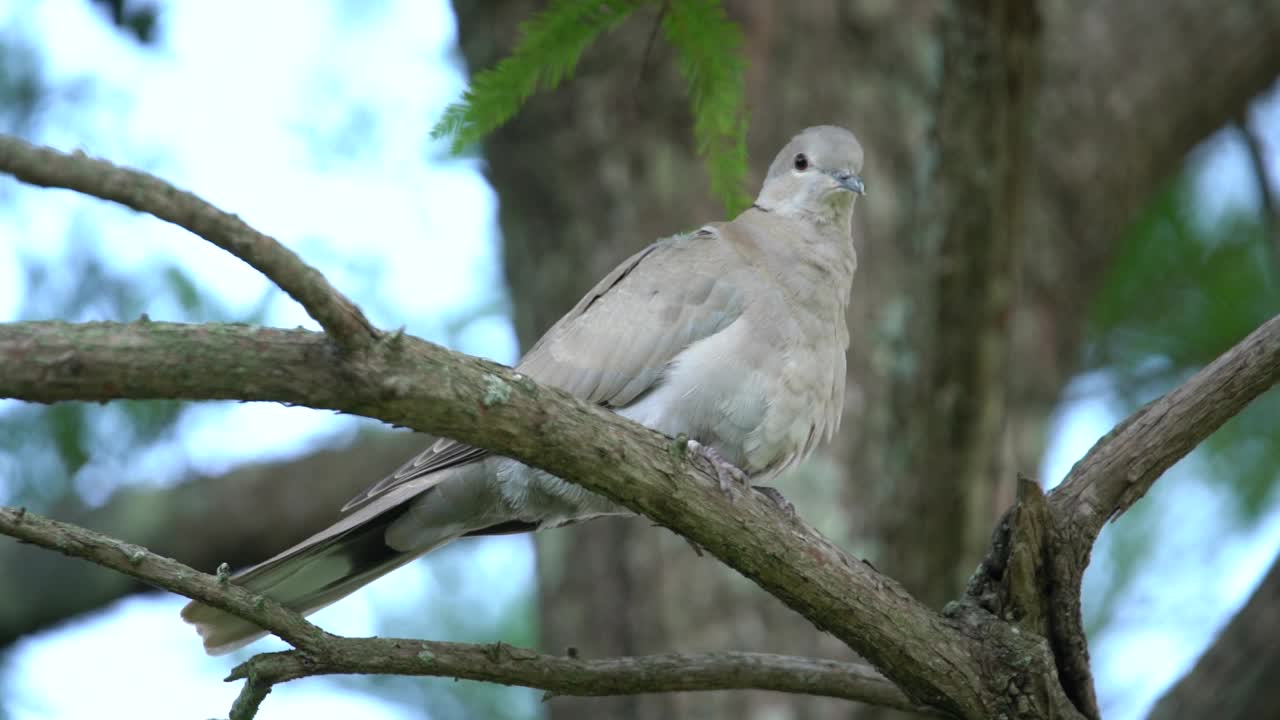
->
(752, 485), (796, 517)
(688, 440), (750, 496)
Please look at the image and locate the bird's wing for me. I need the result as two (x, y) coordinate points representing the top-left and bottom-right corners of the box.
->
(340, 227), (747, 512)
(340, 437), (488, 512)
(517, 227), (747, 406)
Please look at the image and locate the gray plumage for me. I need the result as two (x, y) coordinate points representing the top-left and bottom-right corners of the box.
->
(182, 125), (867, 654)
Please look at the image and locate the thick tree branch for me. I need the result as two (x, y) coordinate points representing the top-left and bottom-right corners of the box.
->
(0, 135), (377, 352)
(1042, 314), (1280, 716)
(4, 254), (1278, 717)
(0, 320), (1067, 718)
(0, 505), (931, 718)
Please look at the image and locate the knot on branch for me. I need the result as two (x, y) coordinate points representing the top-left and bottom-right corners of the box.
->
(965, 475), (1053, 636)
(955, 476), (1099, 720)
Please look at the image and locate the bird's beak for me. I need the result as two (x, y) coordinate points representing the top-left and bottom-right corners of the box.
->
(832, 170), (866, 196)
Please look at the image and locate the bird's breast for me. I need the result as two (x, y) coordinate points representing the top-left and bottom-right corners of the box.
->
(618, 313), (844, 480)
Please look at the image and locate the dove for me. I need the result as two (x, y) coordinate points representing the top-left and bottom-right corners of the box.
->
(182, 125), (867, 654)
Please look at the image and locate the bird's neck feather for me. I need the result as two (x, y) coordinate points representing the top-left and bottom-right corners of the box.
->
(730, 207), (857, 303)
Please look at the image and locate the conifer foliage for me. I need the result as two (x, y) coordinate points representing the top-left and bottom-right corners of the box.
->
(432, 0), (751, 214)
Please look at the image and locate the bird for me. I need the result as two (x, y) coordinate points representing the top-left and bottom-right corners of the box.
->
(182, 125), (867, 655)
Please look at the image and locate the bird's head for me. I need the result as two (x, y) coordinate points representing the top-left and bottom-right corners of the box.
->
(754, 125), (865, 224)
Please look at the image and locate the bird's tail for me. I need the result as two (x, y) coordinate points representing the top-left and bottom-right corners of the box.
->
(181, 458), (540, 655)
(180, 501), (442, 655)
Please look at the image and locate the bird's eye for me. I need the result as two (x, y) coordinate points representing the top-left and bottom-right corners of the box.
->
(793, 153), (809, 171)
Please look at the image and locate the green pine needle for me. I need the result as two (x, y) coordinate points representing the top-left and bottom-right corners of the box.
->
(662, 0), (751, 214)
(430, 0), (638, 152)
(431, 0), (752, 215)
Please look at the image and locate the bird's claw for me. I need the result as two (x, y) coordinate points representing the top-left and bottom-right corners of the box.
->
(752, 485), (796, 517)
(688, 440), (750, 497)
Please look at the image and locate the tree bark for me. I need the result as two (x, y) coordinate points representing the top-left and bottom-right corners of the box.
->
(875, 0), (1040, 618)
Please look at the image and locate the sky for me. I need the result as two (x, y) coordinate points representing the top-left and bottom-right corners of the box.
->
(1, 1), (1279, 719)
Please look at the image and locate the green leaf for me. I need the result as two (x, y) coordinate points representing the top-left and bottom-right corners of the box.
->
(430, 0), (639, 152)
(431, 0), (751, 215)
(662, 0), (751, 214)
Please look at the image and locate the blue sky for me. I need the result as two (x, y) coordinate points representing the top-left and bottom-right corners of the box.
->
(1, 1), (1279, 718)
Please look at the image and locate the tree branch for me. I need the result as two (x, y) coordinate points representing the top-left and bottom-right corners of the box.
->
(0, 505), (931, 718)
(0, 319), (1063, 717)
(0, 505), (332, 652)
(1234, 108), (1280, 266)
(1050, 314), (1280, 537)
(6, 164), (1279, 717)
(4, 250), (1277, 717)
(5, 125), (1279, 718)
(229, 672), (273, 720)
(0, 432), (422, 648)
(1042, 313), (1280, 716)
(229, 645), (933, 712)
(0, 135), (378, 353)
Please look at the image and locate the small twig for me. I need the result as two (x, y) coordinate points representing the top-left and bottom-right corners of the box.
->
(635, 1), (669, 93)
(0, 506), (332, 652)
(0, 134), (379, 353)
(225, 643), (935, 713)
(1234, 110), (1280, 267)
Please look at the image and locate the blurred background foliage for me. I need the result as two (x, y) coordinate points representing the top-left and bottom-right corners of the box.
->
(1082, 181), (1280, 643)
(1090, 181), (1280, 519)
(1, 2), (1279, 719)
